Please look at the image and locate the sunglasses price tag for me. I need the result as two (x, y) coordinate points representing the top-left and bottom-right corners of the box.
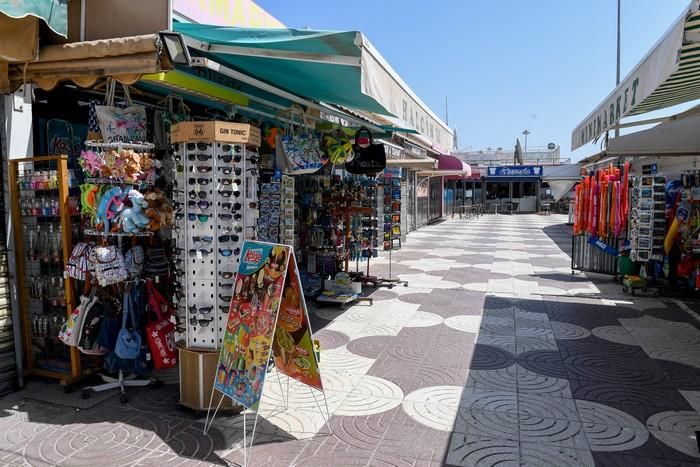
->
(197, 250), (203, 260)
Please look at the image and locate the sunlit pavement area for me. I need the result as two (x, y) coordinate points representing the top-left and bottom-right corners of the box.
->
(3, 214), (700, 466)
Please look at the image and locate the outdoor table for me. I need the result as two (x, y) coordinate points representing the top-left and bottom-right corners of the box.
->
(506, 202), (519, 214)
(540, 203), (551, 215)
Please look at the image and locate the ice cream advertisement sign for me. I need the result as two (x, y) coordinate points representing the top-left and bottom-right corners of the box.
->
(214, 241), (321, 410)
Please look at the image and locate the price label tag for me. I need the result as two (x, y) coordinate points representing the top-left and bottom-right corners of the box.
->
(196, 250), (203, 260)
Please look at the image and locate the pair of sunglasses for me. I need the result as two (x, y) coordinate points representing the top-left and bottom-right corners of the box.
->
(218, 213), (242, 221)
(218, 234), (240, 243)
(219, 167), (241, 175)
(219, 294), (232, 303)
(188, 213), (210, 222)
(192, 235), (213, 244)
(193, 166), (213, 173)
(188, 153), (212, 161)
(189, 190), (208, 200)
(186, 142), (211, 151)
(188, 177), (210, 185)
(223, 225), (243, 234)
(189, 316), (213, 327)
(219, 190), (241, 198)
(220, 271), (235, 279)
(219, 283), (234, 290)
(219, 178), (241, 186)
(218, 154), (242, 163)
(219, 247), (241, 257)
(189, 305), (213, 314)
(189, 200), (210, 210)
(221, 144), (242, 153)
(189, 248), (213, 257)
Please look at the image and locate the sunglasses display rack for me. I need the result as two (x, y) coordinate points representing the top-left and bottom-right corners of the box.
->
(171, 137), (260, 350)
(382, 171), (402, 250)
(629, 175), (667, 263)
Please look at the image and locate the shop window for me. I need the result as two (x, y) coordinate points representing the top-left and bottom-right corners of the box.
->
(487, 182), (510, 200)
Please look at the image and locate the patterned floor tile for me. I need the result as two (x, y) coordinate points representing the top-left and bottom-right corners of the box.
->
(445, 434), (520, 467)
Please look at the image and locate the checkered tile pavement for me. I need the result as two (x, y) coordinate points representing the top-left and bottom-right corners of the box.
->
(2, 214), (700, 466)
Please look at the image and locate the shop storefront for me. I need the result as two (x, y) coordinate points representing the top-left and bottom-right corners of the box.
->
(569, 0), (700, 289)
(484, 165), (542, 213)
(1, 5), (453, 410)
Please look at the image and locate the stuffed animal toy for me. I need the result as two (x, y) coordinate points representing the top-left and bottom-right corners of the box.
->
(116, 190), (151, 233)
(144, 189), (174, 231)
(95, 186), (124, 233)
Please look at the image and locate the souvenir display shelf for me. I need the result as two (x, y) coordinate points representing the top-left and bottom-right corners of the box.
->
(383, 171), (402, 250)
(8, 155), (84, 385)
(630, 175), (667, 263)
(170, 122), (261, 350)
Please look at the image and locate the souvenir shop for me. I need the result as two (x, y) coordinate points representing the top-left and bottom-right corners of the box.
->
(572, 151), (700, 296)
(2, 69), (397, 404)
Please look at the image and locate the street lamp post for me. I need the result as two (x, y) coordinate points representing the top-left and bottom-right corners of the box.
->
(522, 130), (531, 159)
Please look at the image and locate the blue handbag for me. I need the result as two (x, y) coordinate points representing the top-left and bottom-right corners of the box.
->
(114, 288), (141, 359)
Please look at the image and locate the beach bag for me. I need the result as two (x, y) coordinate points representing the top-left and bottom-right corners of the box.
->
(93, 245), (127, 286)
(77, 297), (108, 355)
(58, 292), (96, 346)
(346, 127), (386, 175)
(95, 80), (147, 143)
(145, 281), (177, 369)
(124, 245), (145, 279)
(115, 289), (142, 359)
(65, 242), (91, 281)
(278, 112), (325, 174)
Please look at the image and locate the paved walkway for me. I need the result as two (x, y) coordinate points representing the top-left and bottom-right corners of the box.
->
(2, 214), (700, 466)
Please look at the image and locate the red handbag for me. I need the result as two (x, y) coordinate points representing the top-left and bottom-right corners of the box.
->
(145, 280), (177, 369)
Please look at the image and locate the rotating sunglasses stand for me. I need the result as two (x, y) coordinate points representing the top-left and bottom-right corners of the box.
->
(172, 140), (259, 350)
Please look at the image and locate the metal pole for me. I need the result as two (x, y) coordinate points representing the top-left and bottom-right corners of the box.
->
(615, 0), (621, 138)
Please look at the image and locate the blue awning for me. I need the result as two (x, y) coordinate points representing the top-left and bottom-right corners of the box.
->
(173, 23), (453, 150)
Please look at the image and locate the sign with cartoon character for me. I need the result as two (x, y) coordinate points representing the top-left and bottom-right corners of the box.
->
(214, 241), (321, 409)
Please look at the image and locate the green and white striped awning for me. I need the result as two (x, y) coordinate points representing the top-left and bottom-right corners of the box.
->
(572, 1), (700, 151)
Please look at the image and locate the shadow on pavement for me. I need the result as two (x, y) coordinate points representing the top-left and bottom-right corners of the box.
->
(442, 294), (700, 466)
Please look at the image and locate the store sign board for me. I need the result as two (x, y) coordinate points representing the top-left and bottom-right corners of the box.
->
(571, 9), (688, 151)
(359, 37), (453, 150)
(171, 121), (261, 146)
(214, 242), (320, 409)
(173, 0), (285, 28)
(487, 166), (542, 178)
(272, 253), (322, 390)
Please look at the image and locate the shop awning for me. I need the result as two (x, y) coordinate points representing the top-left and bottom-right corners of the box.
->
(0, 1), (67, 38)
(140, 70), (249, 108)
(572, 0), (700, 151)
(607, 107), (700, 155)
(6, 34), (172, 92)
(174, 23), (453, 150)
(416, 155), (471, 177)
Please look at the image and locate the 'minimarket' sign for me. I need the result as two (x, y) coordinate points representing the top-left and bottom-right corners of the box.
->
(571, 3), (696, 151)
(487, 166), (542, 177)
(572, 76), (641, 151)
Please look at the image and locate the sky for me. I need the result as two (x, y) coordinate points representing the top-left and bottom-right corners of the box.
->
(257, 0), (691, 161)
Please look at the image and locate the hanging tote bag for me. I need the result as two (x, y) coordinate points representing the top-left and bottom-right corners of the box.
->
(346, 127), (387, 175)
(279, 111), (326, 174)
(58, 291), (96, 346)
(124, 245), (145, 279)
(145, 281), (177, 369)
(115, 288), (142, 360)
(95, 79), (147, 143)
(76, 297), (108, 355)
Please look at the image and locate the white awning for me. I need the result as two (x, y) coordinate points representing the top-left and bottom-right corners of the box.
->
(572, 0), (700, 151)
(606, 107), (700, 155)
